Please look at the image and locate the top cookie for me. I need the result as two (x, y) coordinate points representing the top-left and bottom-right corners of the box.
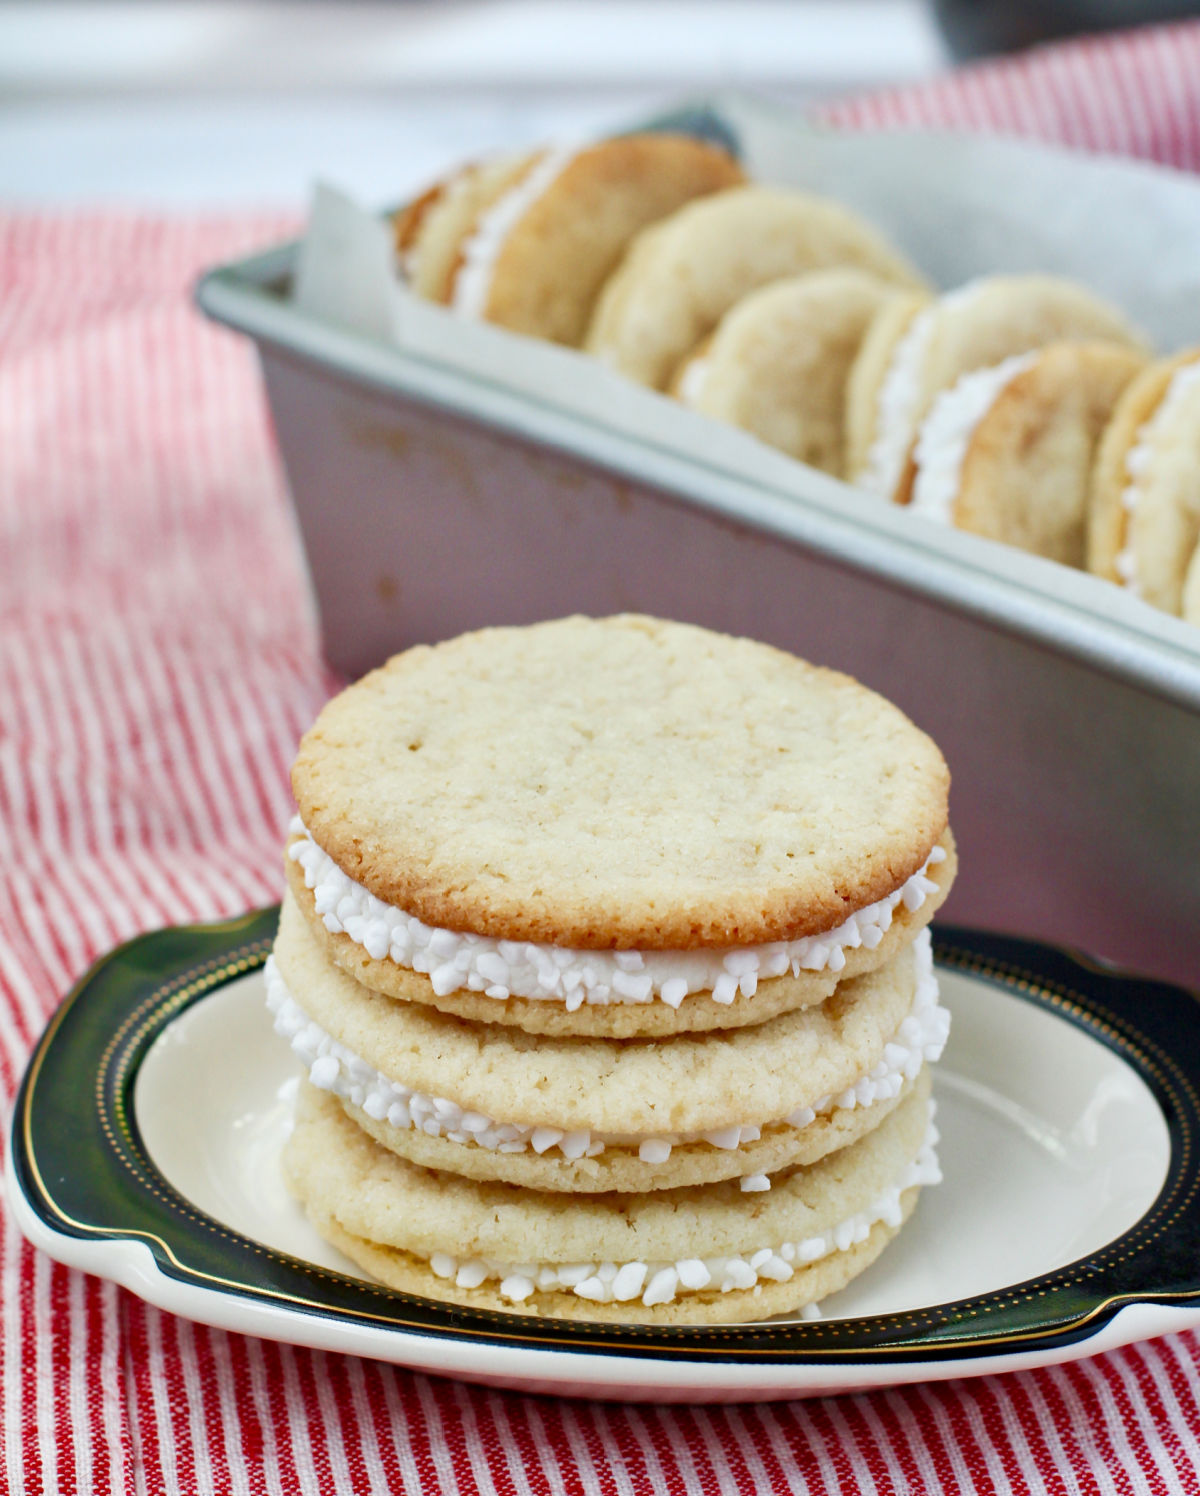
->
(292, 616), (950, 949)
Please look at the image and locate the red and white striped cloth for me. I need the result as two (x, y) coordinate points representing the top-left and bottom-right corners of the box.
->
(4, 22), (1200, 1495)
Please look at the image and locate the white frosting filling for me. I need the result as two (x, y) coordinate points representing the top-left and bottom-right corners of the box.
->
(450, 146), (577, 320)
(910, 352), (1039, 524)
(287, 817), (947, 1010)
(1116, 357), (1200, 593)
(397, 167), (480, 283)
(677, 356), (711, 407)
(267, 930), (947, 1168)
(424, 1113), (940, 1309)
(861, 282), (983, 500)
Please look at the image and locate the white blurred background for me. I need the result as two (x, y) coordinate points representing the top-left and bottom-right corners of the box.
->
(0, 1), (948, 205)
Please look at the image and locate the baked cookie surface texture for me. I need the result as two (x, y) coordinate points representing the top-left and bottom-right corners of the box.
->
(274, 614), (957, 1323)
(672, 269), (905, 477)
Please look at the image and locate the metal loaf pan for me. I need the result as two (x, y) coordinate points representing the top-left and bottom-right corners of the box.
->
(197, 97), (1200, 989)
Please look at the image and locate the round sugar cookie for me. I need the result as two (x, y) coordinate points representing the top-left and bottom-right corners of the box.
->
(671, 269), (905, 477)
(393, 153), (536, 302)
(1089, 350), (1200, 613)
(439, 134), (743, 345)
(284, 1075), (933, 1324)
(283, 831), (956, 1037)
(292, 615), (951, 951)
(910, 341), (1146, 566)
(847, 275), (1146, 504)
(584, 186), (926, 390)
(271, 897), (942, 1191)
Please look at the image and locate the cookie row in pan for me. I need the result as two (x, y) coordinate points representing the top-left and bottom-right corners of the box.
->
(392, 133), (1199, 626)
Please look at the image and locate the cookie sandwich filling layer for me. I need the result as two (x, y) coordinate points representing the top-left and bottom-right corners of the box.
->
(910, 353), (1038, 524)
(287, 817), (947, 1010)
(677, 357), (711, 407)
(1115, 357), (1200, 592)
(862, 283), (981, 500)
(450, 146), (577, 319)
(420, 1113), (941, 1309)
(266, 930), (947, 1174)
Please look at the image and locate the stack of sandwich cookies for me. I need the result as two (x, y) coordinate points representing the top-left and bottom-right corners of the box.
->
(270, 896), (946, 1193)
(274, 614), (957, 1323)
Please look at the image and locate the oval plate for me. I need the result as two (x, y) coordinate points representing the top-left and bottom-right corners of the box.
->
(8, 911), (1200, 1403)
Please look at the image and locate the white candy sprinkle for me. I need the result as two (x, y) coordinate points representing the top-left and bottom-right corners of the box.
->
(703, 1126), (743, 1151)
(638, 1139), (673, 1164)
(642, 1269), (679, 1307)
(555, 1264), (596, 1287)
(723, 1260), (756, 1291)
(676, 1260), (711, 1290)
(660, 978), (689, 1009)
(309, 1055), (339, 1091)
(712, 973), (740, 1005)
(612, 1263), (648, 1302)
(559, 1131), (591, 1161)
(759, 1255), (792, 1282)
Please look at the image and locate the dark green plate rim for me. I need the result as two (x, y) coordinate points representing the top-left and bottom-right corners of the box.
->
(11, 908), (1200, 1365)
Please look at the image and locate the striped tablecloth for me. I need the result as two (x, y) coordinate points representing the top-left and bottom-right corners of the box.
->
(4, 21), (1200, 1494)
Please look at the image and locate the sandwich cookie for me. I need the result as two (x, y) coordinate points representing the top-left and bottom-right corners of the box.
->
(393, 153), (536, 302)
(846, 275), (1145, 505)
(408, 134), (743, 346)
(909, 341), (1146, 566)
(269, 897), (948, 1193)
(285, 823), (955, 1038)
(671, 269), (905, 476)
(584, 186), (926, 390)
(290, 616), (954, 1038)
(284, 1070), (937, 1324)
(1089, 350), (1200, 614)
